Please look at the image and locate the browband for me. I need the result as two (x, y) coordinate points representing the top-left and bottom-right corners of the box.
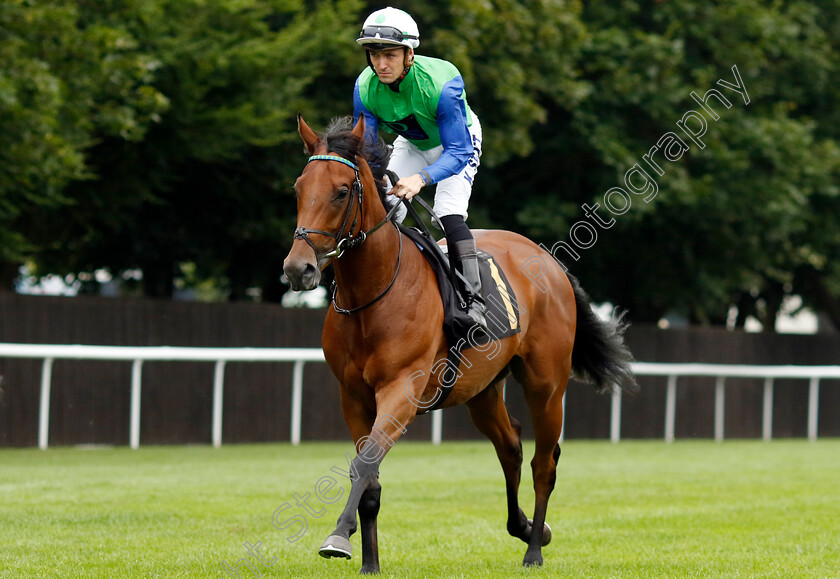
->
(308, 155), (359, 170)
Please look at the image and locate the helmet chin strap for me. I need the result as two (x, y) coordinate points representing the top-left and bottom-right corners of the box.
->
(388, 64), (411, 92)
(388, 51), (414, 91)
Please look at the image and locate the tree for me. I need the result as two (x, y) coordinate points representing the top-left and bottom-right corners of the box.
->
(12, 0), (590, 299)
(16, 0), (363, 298)
(489, 0), (840, 330)
(0, 0), (166, 288)
(9, 0), (840, 331)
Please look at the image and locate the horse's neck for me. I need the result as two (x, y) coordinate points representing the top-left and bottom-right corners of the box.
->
(331, 201), (400, 309)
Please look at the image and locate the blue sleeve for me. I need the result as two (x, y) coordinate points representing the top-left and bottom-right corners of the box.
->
(423, 76), (474, 185)
(353, 76), (380, 147)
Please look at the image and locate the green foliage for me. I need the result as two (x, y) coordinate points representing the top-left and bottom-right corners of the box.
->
(4, 0), (840, 329)
(425, 0), (588, 165)
(495, 0), (840, 328)
(0, 0), (165, 262)
(9, 0), (363, 297)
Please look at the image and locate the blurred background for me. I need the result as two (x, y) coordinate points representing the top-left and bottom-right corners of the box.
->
(2, 0), (840, 446)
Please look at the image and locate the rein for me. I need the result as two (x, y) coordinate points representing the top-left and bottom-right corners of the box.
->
(295, 154), (404, 315)
(332, 222), (402, 315)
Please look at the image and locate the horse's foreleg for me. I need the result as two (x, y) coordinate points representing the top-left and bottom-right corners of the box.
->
(320, 386), (420, 572)
(319, 437), (384, 560)
(319, 387), (376, 561)
(358, 484), (381, 573)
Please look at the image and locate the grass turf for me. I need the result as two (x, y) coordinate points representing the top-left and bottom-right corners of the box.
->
(0, 440), (837, 578)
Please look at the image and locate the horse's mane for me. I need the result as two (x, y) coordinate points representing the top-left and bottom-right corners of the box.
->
(322, 116), (391, 203)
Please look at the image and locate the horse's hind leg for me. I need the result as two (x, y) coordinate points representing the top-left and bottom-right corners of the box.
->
(466, 375), (548, 547)
(513, 355), (570, 567)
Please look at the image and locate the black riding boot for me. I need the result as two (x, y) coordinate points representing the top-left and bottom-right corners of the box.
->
(450, 238), (489, 339)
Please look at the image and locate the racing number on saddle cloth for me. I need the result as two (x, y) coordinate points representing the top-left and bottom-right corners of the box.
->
(381, 114), (429, 141)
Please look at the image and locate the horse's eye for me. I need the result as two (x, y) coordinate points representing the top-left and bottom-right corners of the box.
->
(336, 187), (349, 201)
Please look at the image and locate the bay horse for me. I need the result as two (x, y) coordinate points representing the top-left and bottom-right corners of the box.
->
(283, 115), (637, 572)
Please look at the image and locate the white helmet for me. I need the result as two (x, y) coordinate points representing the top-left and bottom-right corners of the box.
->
(356, 7), (420, 50)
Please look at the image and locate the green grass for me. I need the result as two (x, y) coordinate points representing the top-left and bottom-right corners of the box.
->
(1, 440), (837, 578)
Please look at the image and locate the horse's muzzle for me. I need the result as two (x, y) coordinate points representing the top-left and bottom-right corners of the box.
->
(283, 257), (321, 291)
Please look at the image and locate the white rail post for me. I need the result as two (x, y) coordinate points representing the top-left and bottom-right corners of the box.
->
(291, 360), (304, 445)
(664, 375), (677, 443)
(714, 376), (726, 443)
(558, 391), (566, 443)
(130, 359), (143, 450)
(431, 409), (442, 445)
(762, 378), (774, 442)
(807, 377), (820, 442)
(610, 387), (622, 443)
(212, 360), (227, 448)
(38, 358), (55, 450)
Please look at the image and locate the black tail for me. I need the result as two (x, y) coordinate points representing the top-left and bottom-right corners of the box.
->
(568, 273), (638, 394)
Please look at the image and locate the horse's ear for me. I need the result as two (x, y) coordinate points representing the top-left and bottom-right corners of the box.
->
(352, 115), (365, 140)
(298, 114), (320, 154)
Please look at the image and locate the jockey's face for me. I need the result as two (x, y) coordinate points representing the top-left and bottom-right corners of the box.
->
(368, 47), (412, 84)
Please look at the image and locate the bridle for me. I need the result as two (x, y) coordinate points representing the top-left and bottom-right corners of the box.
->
(295, 155), (362, 260)
(293, 154), (403, 314)
(294, 155), (401, 259)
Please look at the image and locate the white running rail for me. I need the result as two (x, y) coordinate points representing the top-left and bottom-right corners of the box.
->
(0, 344), (324, 450)
(0, 344), (835, 448)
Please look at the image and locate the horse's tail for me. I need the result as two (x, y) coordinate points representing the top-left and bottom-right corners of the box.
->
(568, 273), (638, 394)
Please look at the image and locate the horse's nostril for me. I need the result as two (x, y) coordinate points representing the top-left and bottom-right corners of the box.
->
(284, 259), (320, 291)
(284, 257), (319, 290)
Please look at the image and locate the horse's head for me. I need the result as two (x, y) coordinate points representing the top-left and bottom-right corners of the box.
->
(283, 115), (380, 291)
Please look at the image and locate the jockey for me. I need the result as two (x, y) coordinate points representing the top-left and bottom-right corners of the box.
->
(353, 6), (487, 333)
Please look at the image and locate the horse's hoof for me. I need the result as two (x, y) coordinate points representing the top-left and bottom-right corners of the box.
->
(527, 519), (552, 546)
(522, 551), (544, 567)
(319, 534), (352, 559)
(359, 564), (380, 574)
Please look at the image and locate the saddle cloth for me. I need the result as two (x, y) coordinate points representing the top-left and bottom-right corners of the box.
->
(398, 225), (522, 350)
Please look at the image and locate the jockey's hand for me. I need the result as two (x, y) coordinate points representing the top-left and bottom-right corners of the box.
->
(390, 173), (426, 200)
